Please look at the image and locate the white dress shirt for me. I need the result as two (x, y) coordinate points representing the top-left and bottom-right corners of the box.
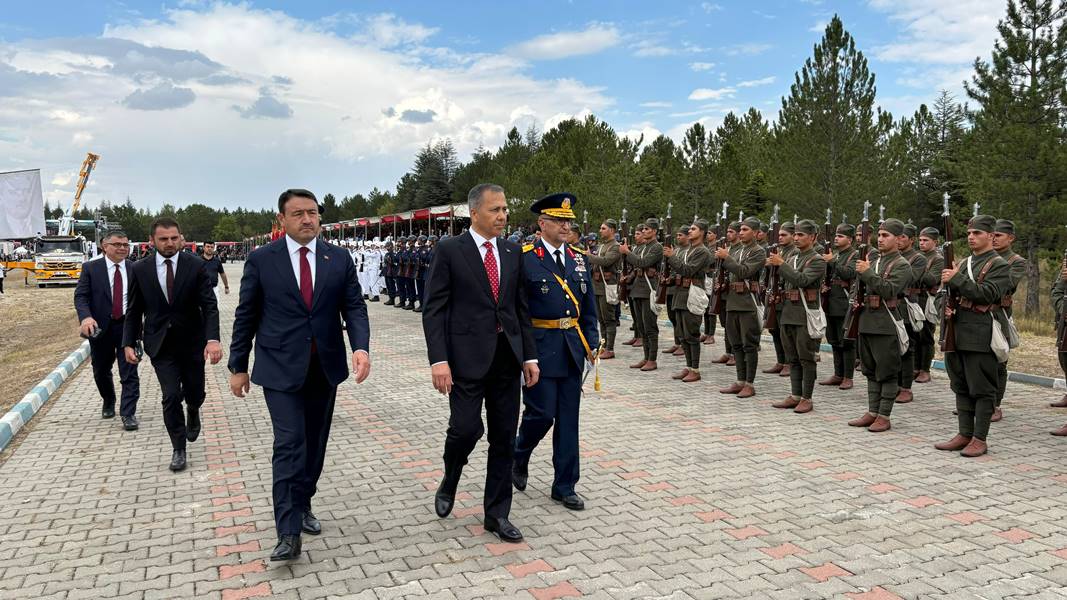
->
(540, 238), (565, 272)
(155, 251), (177, 302)
(286, 235), (317, 288)
(469, 228), (500, 281)
(107, 258), (128, 316)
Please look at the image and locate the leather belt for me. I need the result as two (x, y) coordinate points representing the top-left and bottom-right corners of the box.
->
(1001, 294), (1013, 307)
(730, 281), (760, 294)
(784, 289), (819, 302)
(864, 295), (898, 309)
(831, 278), (850, 287)
(531, 317), (576, 329)
(958, 298), (994, 313)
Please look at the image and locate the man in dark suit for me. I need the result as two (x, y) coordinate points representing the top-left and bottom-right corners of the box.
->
(422, 183), (538, 543)
(75, 230), (140, 430)
(229, 189), (371, 562)
(123, 217), (222, 472)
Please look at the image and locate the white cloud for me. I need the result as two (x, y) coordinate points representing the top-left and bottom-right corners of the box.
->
(621, 122), (662, 145)
(640, 101), (672, 108)
(631, 40), (674, 57)
(689, 62), (715, 72)
(509, 23), (620, 60)
(700, 3), (724, 13)
(809, 19), (829, 33)
(868, 0), (1003, 64)
(359, 13), (438, 47)
(724, 43), (773, 56)
(688, 87), (736, 101)
(736, 76), (776, 88)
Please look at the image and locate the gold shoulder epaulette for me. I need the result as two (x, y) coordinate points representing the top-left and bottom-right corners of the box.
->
(569, 244), (584, 253)
(523, 243), (535, 253)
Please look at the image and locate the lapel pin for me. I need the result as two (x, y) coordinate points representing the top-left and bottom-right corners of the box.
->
(323, 254), (330, 261)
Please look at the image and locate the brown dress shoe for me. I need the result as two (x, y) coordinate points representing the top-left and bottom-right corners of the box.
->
(838, 378), (854, 390)
(662, 345), (679, 354)
(737, 384), (756, 398)
(960, 438), (988, 457)
(682, 370), (702, 383)
(772, 396), (800, 409)
(867, 416), (891, 432)
(719, 382), (744, 394)
(623, 338), (638, 346)
(702, 337), (715, 345)
(1051, 395), (1067, 408)
(778, 365), (791, 377)
(818, 375), (843, 386)
(848, 413), (877, 427)
(672, 347), (685, 356)
(629, 359), (647, 369)
(762, 363), (784, 374)
(599, 350), (615, 360)
(1050, 423), (1067, 436)
(934, 434), (972, 451)
(793, 399), (813, 414)
(895, 389), (913, 404)
(990, 407), (1003, 422)
(712, 354), (730, 364)
(632, 338), (643, 347)
(914, 370), (931, 383)
(640, 361), (658, 371)
(672, 368), (691, 380)
(725, 356), (736, 366)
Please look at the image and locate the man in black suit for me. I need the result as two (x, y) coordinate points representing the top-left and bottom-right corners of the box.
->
(229, 189), (371, 562)
(74, 230), (140, 430)
(422, 183), (538, 543)
(123, 217), (222, 472)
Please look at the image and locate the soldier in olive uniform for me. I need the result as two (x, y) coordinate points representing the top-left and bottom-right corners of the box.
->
(847, 219), (912, 433)
(663, 220), (714, 382)
(769, 220), (827, 413)
(819, 223), (859, 390)
(715, 217), (767, 398)
(711, 222), (740, 366)
(702, 227), (718, 345)
(934, 215), (1012, 457)
(914, 227), (944, 383)
(764, 222), (796, 377)
(894, 223), (928, 404)
(989, 219), (1027, 422)
(583, 220), (622, 359)
(621, 218), (663, 371)
(1050, 261), (1067, 430)
(662, 226), (690, 357)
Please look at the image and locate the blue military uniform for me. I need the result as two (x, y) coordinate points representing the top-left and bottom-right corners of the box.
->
(514, 193), (599, 508)
(383, 243), (398, 305)
(414, 235), (430, 312)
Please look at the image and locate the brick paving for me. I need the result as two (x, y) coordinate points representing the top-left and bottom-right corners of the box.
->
(2, 263), (1067, 599)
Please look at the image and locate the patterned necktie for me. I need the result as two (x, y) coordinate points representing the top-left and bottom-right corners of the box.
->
(554, 249), (565, 274)
(111, 264), (123, 319)
(299, 247), (313, 310)
(164, 258), (174, 304)
(483, 241), (499, 301)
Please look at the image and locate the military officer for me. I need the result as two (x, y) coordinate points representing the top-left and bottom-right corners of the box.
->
(819, 222), (859, 390)
(934, 215), (1012, 457)
(662, 225), (690, 357)
(769, 220), (827, 413)
(892, 223), (928, 404)
(405, 236), (418, 309)
(715, 217), (767, 398)
(848, 218), (912, 433)
(913, 227), (944, 383)
(763, 222), (796, 377)
(1050, 259), (1067, 429)
(383, 241), (398, 305)
(989, 219), (1026, 422)
(702, 227), (719, 345)
(664, 220), (714, 382)
(513, 193), (599, 511)
(583, 220), (623, 358)
(711, 222), (740, 366)
(621, 218), (663, 371)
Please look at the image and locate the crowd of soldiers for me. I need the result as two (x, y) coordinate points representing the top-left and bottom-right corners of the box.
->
(380, 234), (438, 311)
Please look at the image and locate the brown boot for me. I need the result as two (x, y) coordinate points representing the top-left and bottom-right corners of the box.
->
(629, 359), (647, 369)
(818, 375), (843, 386)
(623, 337), (638, 346)
(699, 334), (708, 342)
(772, 396), (800, 409)
(712, 354), (730, 364)
(1051, 394), (1067, 408)
(867, 416), (891, 432)
(737, 383), (756, 398)
(991, 407), (1003, 422)
(762, 363), (784, 374)
(725, 355), (736, 366)
(934, 434), (972, 451)
(719, 382), (744, 394)
(703, 336), (715, 345)
(960, 438), (988, 458)
(682, 370), (702, 383)
(914, 370), (931, 383)
(640, 360), (658, 372)
(662, 345), (679, 355)
(672, 347), (685, 356)
(848, 412), (877, 427)
(599, 350), (615, 360)
(1050, 423), (1067, 436)
(895, 389), (913, 404)
(793, 399), (813, 414)
(671, 368), (690, 380)
(632, 338), (643, 347)
(838, 378), (854, 390)
(778, 365), (791, 377)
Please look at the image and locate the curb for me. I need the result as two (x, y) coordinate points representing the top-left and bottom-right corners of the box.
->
(618, 312), (1067, 390)
(0, 340), (90, 453)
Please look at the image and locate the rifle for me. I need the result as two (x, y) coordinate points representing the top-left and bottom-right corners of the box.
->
(821, 208), (833, 311)
(763, 204), (782, 330)
(655, 202), (673, 305)
(708, 202), (730, 315)
(1058, 248), (1067, 351)
(618, 208), (632, 303)
(939, 193), (958, 352)
(843, 201), (872, 341)
(581, 210), (589, 251)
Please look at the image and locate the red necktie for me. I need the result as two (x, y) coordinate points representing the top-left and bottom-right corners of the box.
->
(483, 241), (499, 302)
(299, 247), (313, 310)
(111, 264), (123, 320)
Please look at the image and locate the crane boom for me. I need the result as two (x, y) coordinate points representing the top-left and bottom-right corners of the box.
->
(59, 152), (100, 236)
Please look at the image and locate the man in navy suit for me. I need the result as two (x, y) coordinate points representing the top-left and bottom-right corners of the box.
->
(513, 193), (599, 511)
(229, 189), (371, 562)
(75, 230), (140, 430)
(422, 183), (538, 543)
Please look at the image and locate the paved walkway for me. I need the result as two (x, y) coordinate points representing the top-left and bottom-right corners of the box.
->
(2, 264), (1067, 600)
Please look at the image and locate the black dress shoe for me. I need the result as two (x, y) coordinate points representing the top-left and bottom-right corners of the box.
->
(370, 296), (380, 302)
(302, 510), (321, 535)
(512, 465), (528, 492)
(435, 467), (461, 518)
(551, 492), (586, 511)
(483, 517), (524, 543)
(169, 449), (187, 472)
(186, 407), (201, 442)
(270, 534), (301, 561)
(102, 406), (116, 419)
(413, 307), (423, 313)
(122, 415), (139, 431)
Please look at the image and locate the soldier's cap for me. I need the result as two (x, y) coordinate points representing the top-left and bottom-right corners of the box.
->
(728, 221), (741, 231)
(968, 214), (996, 232)
(634, 221), (650, 231)
(603, 218), (618, 230)
(794, 219), (818, 235)
(644, 217), (660, 230)
(741, 217), (761, 231)
(994, 219), (1015, 235)
(836, 223), (856, 237)
(676, 225), (690, 235)
(880, 218), (906, 236)
(919, 226), (940, 239)
(691, 218), (709, 232)
(418, 235), (427, 242)
(507, 234), (521, 243)
(760, 222), (769, 233)
(902, 223), (918, 238)
(529, 192), (577, 219)
(524, 234), (536, 242)
(781, 221), (796, 234)
(428, 235), (438, 241)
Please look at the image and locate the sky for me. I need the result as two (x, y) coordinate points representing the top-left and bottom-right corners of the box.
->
(0, 0), (1008, 213)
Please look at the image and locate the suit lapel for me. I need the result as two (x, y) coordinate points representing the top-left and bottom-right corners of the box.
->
(171, 252), (193, 302)
(311, 238), (330, 311)
(459, 231), (495, 302)
(271, 238), (307, 310)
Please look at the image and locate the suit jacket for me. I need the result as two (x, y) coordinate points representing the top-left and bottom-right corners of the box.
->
(422, 231), (535, 381)
(122, 251), (221, 357)
(228, 237), (370, 392)
(74, 256), (136, 335)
